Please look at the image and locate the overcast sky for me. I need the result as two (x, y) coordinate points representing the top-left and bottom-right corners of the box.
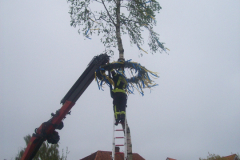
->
(1, 0), (240, 160)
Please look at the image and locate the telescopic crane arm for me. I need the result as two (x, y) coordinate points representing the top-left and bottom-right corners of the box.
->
(21, 54), (109, 160)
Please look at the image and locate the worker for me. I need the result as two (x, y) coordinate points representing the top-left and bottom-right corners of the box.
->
(110, 67), (128, 125)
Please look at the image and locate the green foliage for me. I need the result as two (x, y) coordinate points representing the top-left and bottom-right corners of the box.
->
(15, 134), (69, 160)
(67, 0), (167, 57)
(199, 153), (227, 160)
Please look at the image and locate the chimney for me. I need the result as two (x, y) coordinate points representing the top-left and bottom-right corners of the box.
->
(115, 147), (120, 153)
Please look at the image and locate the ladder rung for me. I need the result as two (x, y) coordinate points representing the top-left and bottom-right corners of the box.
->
(116, 144), (124, 146)
(115, 152), (124, 154)
(115, 129), (124, 131)
(115, 137), (124, 139)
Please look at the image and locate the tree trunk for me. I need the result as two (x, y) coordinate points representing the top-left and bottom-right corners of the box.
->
(116, 0), (124, 61)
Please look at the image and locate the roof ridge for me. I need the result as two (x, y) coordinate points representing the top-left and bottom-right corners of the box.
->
(81, 150), (145, 160)
(94, 150), (100, 160)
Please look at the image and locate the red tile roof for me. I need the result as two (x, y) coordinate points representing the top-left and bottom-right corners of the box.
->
(223, 154), (239, 160)
(165, 154), (239, 160)
(80, 150), (145, 160)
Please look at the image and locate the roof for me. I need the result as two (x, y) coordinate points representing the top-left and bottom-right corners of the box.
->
(223, 154), (239, 160)
(80, 150), (145, 160)
(165, 154), (239, 160)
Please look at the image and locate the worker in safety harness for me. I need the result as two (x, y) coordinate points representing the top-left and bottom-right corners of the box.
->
(110, 67), (128, 126)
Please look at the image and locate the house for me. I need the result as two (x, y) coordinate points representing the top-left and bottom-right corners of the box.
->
(223, 154), (240, 160)
(80, 147), (145, 160)
(165, 154), (239, 160)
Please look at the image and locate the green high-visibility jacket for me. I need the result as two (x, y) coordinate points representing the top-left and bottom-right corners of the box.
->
(111, 70), (127, 94)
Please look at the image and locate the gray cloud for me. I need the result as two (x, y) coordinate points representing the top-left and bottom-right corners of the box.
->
(0, 0), (239, 160)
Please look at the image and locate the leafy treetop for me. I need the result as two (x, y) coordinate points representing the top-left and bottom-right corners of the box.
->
(68, 0), (167, 59)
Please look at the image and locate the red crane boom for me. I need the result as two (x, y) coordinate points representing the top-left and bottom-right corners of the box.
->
(21, 54), (109, 160)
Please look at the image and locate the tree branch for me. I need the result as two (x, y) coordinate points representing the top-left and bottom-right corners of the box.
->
(101, 0), (116, 26)
(98, 16), (112, 24)
(120, 16), (142, 26)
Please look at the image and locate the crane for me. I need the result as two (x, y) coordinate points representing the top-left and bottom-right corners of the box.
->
(21, 54), (110, 160)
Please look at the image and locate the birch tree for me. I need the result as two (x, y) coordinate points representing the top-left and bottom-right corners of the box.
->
(68, 0), (167, 60)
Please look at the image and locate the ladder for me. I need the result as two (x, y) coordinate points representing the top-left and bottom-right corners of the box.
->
(112, 110), (133, 160)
